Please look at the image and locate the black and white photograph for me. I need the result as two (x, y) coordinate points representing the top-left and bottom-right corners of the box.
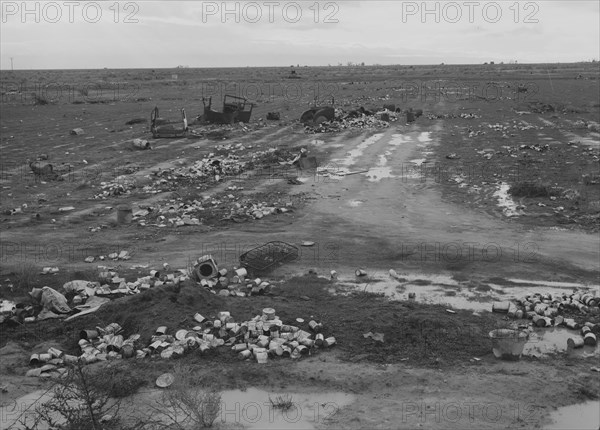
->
(1, 1), (599, 429)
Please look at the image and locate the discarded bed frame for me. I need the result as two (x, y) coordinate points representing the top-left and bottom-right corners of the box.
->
(239, 241), (299, 273)
(150, 107), (188, 138)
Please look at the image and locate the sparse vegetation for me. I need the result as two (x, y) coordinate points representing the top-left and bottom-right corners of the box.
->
(33, 363), (123, 430)
(509, 181), (557, 198)
(12, 262), (38, 290)
(268, 394), (295, 411)
(150, 365), (222, 429)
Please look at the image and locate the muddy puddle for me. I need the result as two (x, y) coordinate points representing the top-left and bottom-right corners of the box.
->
(332, 272), (600, 358)
(493, 182), (521, 217)
(544, 400), (600, 429)
(124, 387), (354, 429)
(1, 387), (354, 430)
(524, 327), (600, 358)
(333, 272), (489, 312)
(0, 389), (55, 429)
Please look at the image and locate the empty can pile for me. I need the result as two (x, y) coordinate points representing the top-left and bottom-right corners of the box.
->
(25, 308), (335, 377)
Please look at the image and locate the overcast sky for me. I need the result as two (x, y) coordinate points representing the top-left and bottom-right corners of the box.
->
(1, 1), (599, 69)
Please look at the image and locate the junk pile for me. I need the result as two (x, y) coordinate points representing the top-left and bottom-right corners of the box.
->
(191, 257), (273, 297)
(492, 291), (600, 348)
(303, 106), (399, 134)
(93, 177), (136, 199)
(25, 310), (336, 375)
(133, 196), (296, 227)
(192, 246), (298, 292)
(1, 269), (189, 326)
(150, 155), (247, 189)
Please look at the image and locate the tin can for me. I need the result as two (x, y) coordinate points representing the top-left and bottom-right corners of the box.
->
(238, 349), (252, 360)
(324, 336), (336, 347)
(80, 329), (99, 340)
(584, 333), (597, 346)
(48, 347), (62, 358)
(262, 308), (276, 320)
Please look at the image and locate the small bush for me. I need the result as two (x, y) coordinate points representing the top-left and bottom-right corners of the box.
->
(12, 262), (38, 290)
(509, 182), (556, 198)
(268, 394), (294, 411)
(151, 365), (221, 428)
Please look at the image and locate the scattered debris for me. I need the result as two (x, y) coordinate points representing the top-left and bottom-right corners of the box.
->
(156, 373), (175, 388)
(363, 332), (385, 343)
(132, 138), (151, 150)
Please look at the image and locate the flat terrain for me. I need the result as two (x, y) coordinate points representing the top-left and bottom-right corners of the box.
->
(1, 63), (599, 429)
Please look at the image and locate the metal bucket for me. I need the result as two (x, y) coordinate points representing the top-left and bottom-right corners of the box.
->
(121, 344), (135, 358)
(489, 329), (528, 360)
(196, 255), (218, 279)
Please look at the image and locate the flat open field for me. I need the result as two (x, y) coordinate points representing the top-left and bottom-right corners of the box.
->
(1, 63), (599, 429)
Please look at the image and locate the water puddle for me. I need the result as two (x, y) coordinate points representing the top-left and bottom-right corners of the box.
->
(335, 133), (384, 166)
(493, 182), (521, 217)
(417, 132), (432, 143)
(564, 132), (600, 148)
(2, 387), (354, 430)
(523, 327), (599, 358)
(126, 388), (354, 430)
(333, 273), (497, 312)
(544, 401), (600, 429)
(388, 133), (408, 146)
(216, 388), (354, 429)
(0, 389), (55, 429)
(365, 166), (396, 182)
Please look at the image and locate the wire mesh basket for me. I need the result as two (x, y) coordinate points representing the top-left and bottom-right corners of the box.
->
(239, 241), (299, 273)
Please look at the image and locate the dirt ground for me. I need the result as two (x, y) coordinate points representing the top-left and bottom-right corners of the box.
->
(1, 63), (599, 429)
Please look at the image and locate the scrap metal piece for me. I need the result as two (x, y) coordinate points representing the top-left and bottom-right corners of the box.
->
(150, 107), (188, 138)
(202, 95), (254, 124)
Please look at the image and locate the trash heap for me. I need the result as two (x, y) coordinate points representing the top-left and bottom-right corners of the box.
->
(492, 291), (600, 348)
(25, 310), (336, 376)
(191, 258), (274, 297)
(133, 195), (296, 227)
(93, 177), (136, 199)
(155, 155), (247, 184)
(304, 108), (398, 134)
(89, 270), (185, 296)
